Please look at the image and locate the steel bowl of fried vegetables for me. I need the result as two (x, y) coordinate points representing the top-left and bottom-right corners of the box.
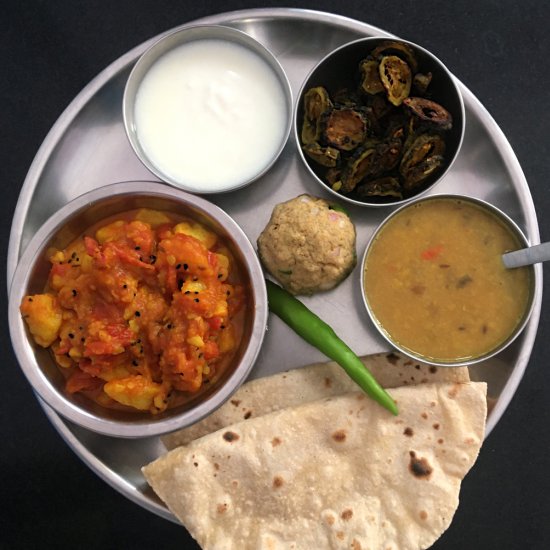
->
(295, 37), (465, 206)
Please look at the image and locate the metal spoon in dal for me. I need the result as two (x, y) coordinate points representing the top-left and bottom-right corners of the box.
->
(502, 242), (550, 268)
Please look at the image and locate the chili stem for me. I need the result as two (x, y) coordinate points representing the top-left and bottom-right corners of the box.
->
(265, 280), (398, 415)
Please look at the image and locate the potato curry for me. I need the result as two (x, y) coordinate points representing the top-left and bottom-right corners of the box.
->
(20, 209), (245, 414)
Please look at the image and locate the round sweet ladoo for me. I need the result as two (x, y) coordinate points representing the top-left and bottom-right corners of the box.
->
(257, 194), (356, 295)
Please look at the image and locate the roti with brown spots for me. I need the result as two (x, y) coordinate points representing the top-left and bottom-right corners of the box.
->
(162, 351), (470, 449)
(144, 381), (486, 550)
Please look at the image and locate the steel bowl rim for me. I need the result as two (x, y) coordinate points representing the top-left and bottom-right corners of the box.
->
(122, 24), (293, 195)
(359, 192), (539, 367)
(8, 180), (268, 438)
(294, 35), (466, 208)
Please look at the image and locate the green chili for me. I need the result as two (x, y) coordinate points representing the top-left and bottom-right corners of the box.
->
(265, 279), (398, 416)
(327, 202), (349, 215)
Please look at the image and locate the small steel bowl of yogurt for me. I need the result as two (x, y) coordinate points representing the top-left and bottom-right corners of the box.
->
(123, 25), (293, 194)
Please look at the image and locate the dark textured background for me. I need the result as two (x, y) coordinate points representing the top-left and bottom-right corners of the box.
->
(2, 1), (549, 549)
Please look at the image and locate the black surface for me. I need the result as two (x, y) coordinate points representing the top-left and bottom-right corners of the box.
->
(2, 1), (550, 549)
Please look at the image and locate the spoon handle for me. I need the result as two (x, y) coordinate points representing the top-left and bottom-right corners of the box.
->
(502, 242), (550, 268)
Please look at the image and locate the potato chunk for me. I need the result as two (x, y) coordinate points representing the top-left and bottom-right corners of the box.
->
(134, 208), (171, 228)
(20, 294), (62, 347)
(174, 221), (217, 248)
(104, 375), (167, 413)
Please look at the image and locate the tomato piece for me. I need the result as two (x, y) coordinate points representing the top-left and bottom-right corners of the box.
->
(207, 316), (223, 331)
(66, 369), (103, 394)
(77, 359), (103, 377)
(107, 242), (155, 270)
(84, 236), (103, 261)
(203, 340), (219, 360)
(421, 244), (444, 261)
(207, 250), (219, 268)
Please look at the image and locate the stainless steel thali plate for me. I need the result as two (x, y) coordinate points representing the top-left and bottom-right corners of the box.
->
(7, 8), (542, 523)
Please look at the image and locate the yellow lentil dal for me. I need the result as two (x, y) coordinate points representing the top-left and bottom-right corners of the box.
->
(363, 198), (532, 362)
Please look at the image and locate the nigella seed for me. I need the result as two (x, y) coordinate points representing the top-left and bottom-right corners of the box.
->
(135, 246), (141, 250)
(176, 264), (181, 270)
(150, 255), (157, 264)
(135, 311), (141, 317)
(183, 263), (189, 270)
(194, 298), (200, 303)
(132, 360), (138, 366)
(184, 291), (191, 295)
(72, 289), (77, 297)
(68, 333), (74, 339)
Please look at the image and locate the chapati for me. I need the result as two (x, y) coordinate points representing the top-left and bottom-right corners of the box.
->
(145, 381), (486, 550)
(162, 351), (470, 449)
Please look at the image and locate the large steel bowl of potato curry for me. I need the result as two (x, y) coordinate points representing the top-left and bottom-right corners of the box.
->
(361, 194), (538, 366)
(295, 37), (465, 207)
(8, 181), (267, 437)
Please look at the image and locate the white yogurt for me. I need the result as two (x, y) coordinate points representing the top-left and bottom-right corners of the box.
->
(134, 39), (289, 192)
